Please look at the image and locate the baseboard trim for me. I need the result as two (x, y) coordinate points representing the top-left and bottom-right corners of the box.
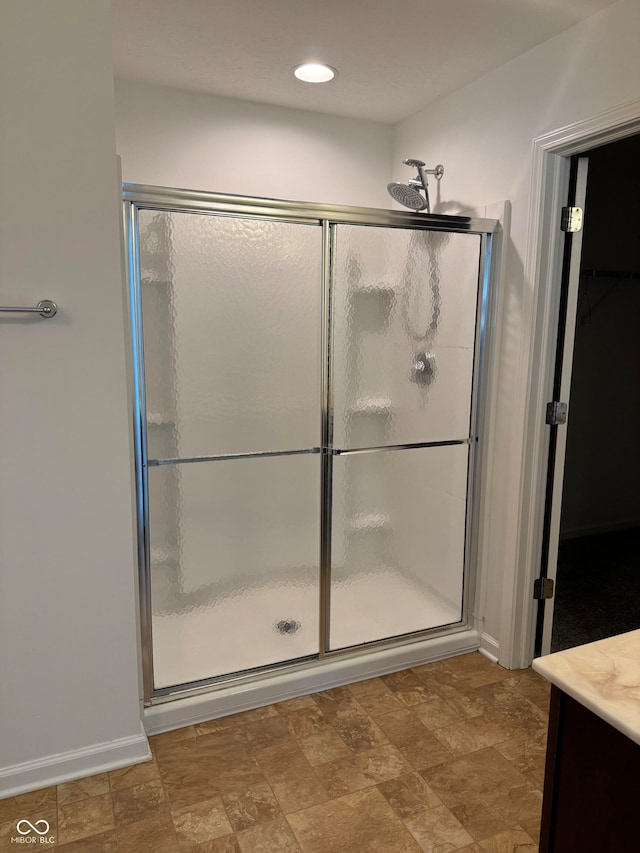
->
(478, 632), (500, 664)
(0, 727), (151, 799)
(144, 628), (481, 735)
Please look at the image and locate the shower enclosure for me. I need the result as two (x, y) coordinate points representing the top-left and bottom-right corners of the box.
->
(124, 185), (496, 706)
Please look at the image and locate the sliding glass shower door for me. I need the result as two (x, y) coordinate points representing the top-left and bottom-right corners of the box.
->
(128, 188), (492, 700)
(137, 209), (323, 689)
(329, 225), (481, 649)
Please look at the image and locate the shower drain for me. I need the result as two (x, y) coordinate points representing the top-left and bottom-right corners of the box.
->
(276, 618), (301, 635)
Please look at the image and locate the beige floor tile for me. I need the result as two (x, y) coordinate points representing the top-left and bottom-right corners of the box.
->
(149, 725), (197, 756)
(474, 682), (548, 734)
(58, 775), (110, 806)
(504, 673), (551, 712)
(254, 742), (328, 814)
(378, 773), (443, 819)
(232, 707), (280, 724)
(193, 728), (252, 752)
(108, 760), (160, 791)
(450, 793), (541, 844)
(313, 685), (363, 715)
(376, 709), (454, 769)
(172, 796), (232, 847)
(431, 707), (520, 756)
(54, 829), (118, 851)
(421, 747), (528, 807)
(411, 695), (462, 732)
(347, 677), (406, 718)
(189, 834), (242, 852)
(421, 748), (542, 841)
(196, 706), (279, 738)
(296, 729), (352, 766)
(236, 816), (301, 853)
(116, 812), (178, 853)
(197, 707), (279, 735)
(519, 815), (542, 844)
(284, 706), (331, 739)
(243, 715), (292, 751)
(0, 786), (57, 824)
(328, 706), (390, 753)
(288, 787), (422, 853)
(111, 779), (167, 826)
(273, 696), (317, 714)
(382, 670), (435, 707)
(478, 826), (537, 851)
(409, 660), (454, 679)
(1, 663), (548, 852)
(157, 734), (264, 809)
(412, 670), (492, 720)
(57, 793), (115, 846)
(314, 744), (412, 798)
(0, 807), (56, 851)
(378, 773), (474, 852)
(494, 728), (548, 789)
(441, 654), (512, 689)
(0, 817), (16, 852)
(402, 803), (476, 852)
(221, 781), (281, 833)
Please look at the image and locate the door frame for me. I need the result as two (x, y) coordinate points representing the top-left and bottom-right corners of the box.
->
(504, 97), (640, 669)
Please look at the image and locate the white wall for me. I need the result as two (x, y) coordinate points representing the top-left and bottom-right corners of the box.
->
(115, 80), (393, 208)
(392, 0), (640, 658)
(0, 1), (148, 796)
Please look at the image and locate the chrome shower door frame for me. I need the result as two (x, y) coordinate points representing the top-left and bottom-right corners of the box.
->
(123, 183), (498, 706)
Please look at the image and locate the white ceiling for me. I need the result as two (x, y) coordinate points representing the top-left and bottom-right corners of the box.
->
(112, 0), (619, 124)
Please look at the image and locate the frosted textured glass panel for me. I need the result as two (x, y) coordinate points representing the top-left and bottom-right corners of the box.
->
(329, 445), (467, 650)
(138, 210), (322, 458)
(149, 454), (320, 688)
(332, 225), (481, 448)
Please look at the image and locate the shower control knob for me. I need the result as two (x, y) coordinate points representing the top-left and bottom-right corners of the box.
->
(411, 352), (436, 386)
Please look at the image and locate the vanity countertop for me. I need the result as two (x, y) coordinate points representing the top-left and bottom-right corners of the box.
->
(533, 629), (640, 746)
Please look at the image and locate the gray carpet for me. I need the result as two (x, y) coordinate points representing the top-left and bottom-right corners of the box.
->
(550, 527), (640, 653)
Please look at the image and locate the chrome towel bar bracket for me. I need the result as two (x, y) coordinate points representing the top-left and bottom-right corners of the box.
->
(0, 299), (57, 318)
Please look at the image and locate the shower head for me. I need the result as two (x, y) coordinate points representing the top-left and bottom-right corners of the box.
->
(387, 159), (444, 212)
(387, 182), (429, 210)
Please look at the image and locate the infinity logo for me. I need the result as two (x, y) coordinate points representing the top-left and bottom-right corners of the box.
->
(16, 819), (50, 836)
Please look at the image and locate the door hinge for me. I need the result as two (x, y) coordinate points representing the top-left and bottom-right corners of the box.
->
(534, 577), (555, 600)
(561, 206), (583, 232)
(546, 401), (568, 425)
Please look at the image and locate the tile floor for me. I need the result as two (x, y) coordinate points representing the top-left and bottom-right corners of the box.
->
(0, 653), (550, 852)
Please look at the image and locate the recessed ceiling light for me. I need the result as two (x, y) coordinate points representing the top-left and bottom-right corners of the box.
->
(293, 63), (337, 83)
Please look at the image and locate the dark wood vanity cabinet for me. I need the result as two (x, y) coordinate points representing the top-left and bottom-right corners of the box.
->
(540, 685), (640, 852)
